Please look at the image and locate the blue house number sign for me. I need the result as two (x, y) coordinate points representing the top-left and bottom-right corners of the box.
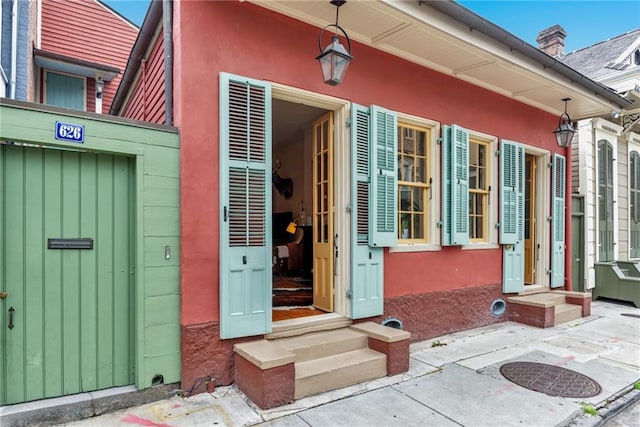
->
(55, 121), (85, 143)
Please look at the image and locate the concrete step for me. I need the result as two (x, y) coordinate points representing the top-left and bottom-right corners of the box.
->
(295, 348), (387, 399)
(554, 303), (583, 326)
(273, 328), (368, 363)
(267, 313), (353, 339)
(508, 292), (566, 308)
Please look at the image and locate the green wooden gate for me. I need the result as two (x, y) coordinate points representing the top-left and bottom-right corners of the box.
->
(1, 143), (134, 405)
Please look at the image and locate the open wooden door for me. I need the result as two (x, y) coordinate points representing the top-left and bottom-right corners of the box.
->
(312, 112), (334, 311)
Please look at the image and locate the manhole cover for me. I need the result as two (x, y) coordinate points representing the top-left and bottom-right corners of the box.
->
(499, 362), (601, 398)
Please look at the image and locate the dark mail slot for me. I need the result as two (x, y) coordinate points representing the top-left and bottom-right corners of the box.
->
(48, 238), (94, 250)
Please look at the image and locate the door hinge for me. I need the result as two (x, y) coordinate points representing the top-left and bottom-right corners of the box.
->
(346, 118), (352, 127)
(346, 289), (352, 298)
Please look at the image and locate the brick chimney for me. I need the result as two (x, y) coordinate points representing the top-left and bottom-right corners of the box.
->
(536, 25), (567, 57)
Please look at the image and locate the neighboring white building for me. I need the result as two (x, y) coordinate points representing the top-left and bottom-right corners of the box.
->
(538, 26), (640, 290)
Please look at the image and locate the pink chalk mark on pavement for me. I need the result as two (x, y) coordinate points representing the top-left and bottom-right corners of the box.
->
(121, 414), (173, 427)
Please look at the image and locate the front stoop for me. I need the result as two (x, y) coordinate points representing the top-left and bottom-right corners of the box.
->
(234, 321), (410, 409)
(507, 291), (591, 328)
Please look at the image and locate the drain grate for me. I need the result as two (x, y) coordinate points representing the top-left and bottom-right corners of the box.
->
(499, 362), (602, 398)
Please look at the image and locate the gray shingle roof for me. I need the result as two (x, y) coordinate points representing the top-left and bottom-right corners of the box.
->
(562, 29), (640, 79)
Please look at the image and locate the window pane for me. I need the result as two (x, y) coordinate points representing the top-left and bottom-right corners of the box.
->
(397, 124), (430, 242)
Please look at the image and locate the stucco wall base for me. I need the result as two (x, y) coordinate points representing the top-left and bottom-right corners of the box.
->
(181, 322), (253, 394)
(508, 304), (555, 328)
(379, 284), (506, 342)
(234, 354), (295, 409)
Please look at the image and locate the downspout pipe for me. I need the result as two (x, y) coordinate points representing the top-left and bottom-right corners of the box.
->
(110, 0), (162, 116)
(162, 0), (173, 126)
(10, 0), (18, 99)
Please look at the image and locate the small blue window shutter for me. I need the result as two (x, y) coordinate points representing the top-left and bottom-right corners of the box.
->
(441, 125), (452, 246)
(369, 106), (397, 247)
(501, 140), (525, 293)
(219, 73), (272, 339)
(350, 104), (384, 318)
(46, 72), (84, 110)
(451, 125), (469, 245)
(551, 153), (566, 287)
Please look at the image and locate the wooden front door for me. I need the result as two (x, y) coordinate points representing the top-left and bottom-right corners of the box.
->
(524, 155), (536, 284)
(312, 112), (334, 311)
(1, 144), (134, 404)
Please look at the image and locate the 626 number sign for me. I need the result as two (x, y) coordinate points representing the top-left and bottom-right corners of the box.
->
(55, 121), (85, 143)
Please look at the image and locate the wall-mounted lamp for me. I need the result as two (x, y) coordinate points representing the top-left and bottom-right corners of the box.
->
(316, 0), (353, 86)
(96, 77), (104, 99)
(553, 98), (575, 148)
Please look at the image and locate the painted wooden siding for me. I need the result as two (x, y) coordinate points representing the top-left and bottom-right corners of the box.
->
(0, 100), (180, 390)
(576, 121), (597, 289)
(40, 0), (138, 112)
(122, 25), (166, 124)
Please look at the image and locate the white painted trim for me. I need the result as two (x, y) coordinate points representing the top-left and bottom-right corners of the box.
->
(271, 83), (351, 317)
(593, 118), (623, 136)
(613, 34), (640, 65)
(593, 125), (619, 262)
(627, 132), (640, 260)
(524, 144), (551, 288)
(36, 0), (42, 49)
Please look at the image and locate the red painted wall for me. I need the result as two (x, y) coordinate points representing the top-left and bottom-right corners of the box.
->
(40, 0), (138, 112)
(173, 1), (562, 326)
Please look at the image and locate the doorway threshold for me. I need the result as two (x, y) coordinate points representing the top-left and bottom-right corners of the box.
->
(267, 312), (352, 339)
(519, 284), (549, 295)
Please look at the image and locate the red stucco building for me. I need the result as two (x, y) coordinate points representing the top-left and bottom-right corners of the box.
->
(112, 0), (632, 407)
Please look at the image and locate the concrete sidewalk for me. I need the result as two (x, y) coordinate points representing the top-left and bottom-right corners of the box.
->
(57, 299), (640, 427)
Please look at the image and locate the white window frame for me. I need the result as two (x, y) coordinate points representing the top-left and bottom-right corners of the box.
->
(390, 112), (440, 253)
(627, 132), (640, 260)
(593, 119), (621, 262)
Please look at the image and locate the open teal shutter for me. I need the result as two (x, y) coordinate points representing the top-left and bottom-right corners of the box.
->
(551, 153), (566, 288)
(501, 140), (525, 293)
(442, 126), (452, 245)
(350, 104), (384, 319)
(369, 106), (397, 247)
(441, 125), (469, 245)
(219, 73), (272, 338)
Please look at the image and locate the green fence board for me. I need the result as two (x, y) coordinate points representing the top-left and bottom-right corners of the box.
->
(1, 100), (180, 403)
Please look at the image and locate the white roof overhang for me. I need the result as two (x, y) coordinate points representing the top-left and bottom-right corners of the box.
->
(249, 0), (632, 120)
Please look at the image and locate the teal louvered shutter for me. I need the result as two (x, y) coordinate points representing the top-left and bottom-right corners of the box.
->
(442, 125), (452, 245)
(500, 141), (518, 244)
(551, 153), (566, 288)
(441, 125), (469, 245)
(46, 72), (85, 110)
(451, 125), (469, 245)
(350, 104), (384, 318)
(501, 140), (525, 293)
(369, 106), (397, 247)
(219, 73), (272, 338)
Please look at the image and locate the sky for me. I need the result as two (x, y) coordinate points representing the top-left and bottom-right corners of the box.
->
(103, 0), (640, 53)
